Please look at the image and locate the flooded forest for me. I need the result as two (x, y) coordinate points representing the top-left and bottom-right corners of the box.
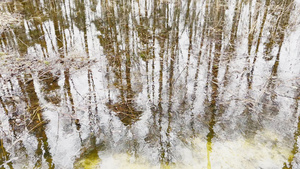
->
(0, 0), (300, 168)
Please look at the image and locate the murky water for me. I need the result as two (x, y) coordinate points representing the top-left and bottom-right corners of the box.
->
(0, 0), (300, 168)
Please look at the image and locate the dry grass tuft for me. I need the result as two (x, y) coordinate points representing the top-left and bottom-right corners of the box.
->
(0, 10), (23, 33)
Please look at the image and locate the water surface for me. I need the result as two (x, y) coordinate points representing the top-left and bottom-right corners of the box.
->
(0, 0), (300, 168)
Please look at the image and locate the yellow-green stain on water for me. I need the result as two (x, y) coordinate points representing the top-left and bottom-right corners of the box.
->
(71, 130), (291, 169)
(74, 149), (101, 169)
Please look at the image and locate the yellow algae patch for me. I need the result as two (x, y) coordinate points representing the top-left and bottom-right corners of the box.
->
(201, 130), (292, 169)
(74, 149), (101, 169)
(99, 153), (158, 169)
(99, 152), (205, 169)
(73, 129), (292, 169)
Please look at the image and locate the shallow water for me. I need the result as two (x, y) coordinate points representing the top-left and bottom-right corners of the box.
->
(0, 0), (300, 168)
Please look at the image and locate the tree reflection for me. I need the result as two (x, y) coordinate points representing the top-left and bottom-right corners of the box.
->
(0, 0), (300, 168)
(283, 86), (300, 169)
(95, 0), (143, 126)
